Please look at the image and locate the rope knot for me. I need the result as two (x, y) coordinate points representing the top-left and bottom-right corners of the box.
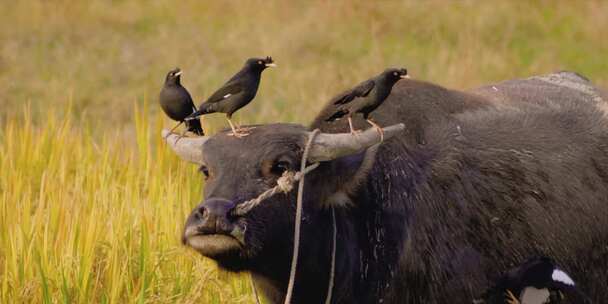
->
(277, 171), (296, 193)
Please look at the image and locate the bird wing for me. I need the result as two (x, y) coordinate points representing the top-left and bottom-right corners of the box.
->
(333, 79), (375, 105)
(182, 90), (198, 113)
(204, 81), (244, 104)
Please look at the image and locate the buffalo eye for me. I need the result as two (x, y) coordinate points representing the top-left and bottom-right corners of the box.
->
(199, 165), (210, 180)
(271, 160), (290, 176)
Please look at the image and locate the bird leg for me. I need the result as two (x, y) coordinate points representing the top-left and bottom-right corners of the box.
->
(165, 121), (184, 138)
(227, 118), (250, 138)
(233, 121), (256, 132)
(505, 290), (520, 304)
(366, 119), (384, 142)
(172, 128), (189, 143)
(348, 117), (361, 135)
(227, 118), (240, 136)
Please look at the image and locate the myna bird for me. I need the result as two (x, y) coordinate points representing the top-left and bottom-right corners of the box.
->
(160, 68), (204, 136)
(326, 68), (408, 140)
(481, 256), (592, 304)
(186, 56), (276, 137)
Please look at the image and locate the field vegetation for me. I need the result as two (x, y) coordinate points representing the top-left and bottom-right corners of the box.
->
(1, 1), (607, 303)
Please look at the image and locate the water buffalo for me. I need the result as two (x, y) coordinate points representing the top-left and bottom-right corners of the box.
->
(165, 71), (608, 303)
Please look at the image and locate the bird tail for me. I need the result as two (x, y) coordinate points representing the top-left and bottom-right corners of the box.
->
(326, 109), (348, 122)
(185, 118), (204, 136)
(186, 103), (216, 121)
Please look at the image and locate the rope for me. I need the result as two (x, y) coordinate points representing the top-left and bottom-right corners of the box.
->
(231, 129), (338, 304)
(284, 129), (321, 304)
(231, 163), (320, 216)
(250, 273), (261, 304)
(249, 208), (339, 304)
(324, 207), (337, 304)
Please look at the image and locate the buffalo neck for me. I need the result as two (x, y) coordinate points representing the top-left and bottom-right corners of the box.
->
(248, 144), (427, 303)
(249, 207), (357, 303)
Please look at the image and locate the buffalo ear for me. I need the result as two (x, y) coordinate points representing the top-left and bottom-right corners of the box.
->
(320, 144), (380, 208)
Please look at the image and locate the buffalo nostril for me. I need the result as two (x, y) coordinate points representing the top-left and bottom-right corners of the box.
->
(185, 198), (238, 236)
(196, 205), (206, 219)
(204, 198), (237, 219)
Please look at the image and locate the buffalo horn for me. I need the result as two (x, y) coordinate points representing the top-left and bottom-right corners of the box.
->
(307, 123), (405, 162)
(162, 130), (208, 164)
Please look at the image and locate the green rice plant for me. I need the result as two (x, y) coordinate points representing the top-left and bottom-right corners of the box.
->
(0, 103), (259, 303)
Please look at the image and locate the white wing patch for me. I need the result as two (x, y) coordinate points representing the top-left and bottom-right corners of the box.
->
(552, 269), (575, 286)
(520, 287), (550, 304)
(223, 94), (231, 99)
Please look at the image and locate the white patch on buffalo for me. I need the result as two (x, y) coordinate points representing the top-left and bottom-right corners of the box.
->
(325, 191), (353, 208)
(552, 268), (575, 286)
(520, 287), (550, 304)
(598, 102), (608, 117)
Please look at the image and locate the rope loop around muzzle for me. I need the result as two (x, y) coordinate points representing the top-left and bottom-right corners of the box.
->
(230, 133), (321, 217)
(229, 129), (334, 304)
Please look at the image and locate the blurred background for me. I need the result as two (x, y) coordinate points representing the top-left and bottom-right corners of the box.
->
(1, 1), (607, 303)
(3, 1), (607, 132)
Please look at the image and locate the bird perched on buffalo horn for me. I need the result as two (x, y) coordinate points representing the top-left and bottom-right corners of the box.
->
(186, 56), (276, 138)
(326, 67), (408, 141)
(159, 68), (204, 137)
(162, 123), (406, 165)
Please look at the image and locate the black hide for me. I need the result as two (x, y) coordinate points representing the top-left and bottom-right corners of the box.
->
(190, 72), (608, 303)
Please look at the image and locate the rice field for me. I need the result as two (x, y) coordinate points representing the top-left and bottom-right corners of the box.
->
(1, 1), (607, 303)
(1, 104), (259, 303)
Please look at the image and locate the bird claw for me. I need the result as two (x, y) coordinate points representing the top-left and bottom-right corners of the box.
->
(375, 126), (384, 142)
(228, 130), (251, 138)
(172, 134), (185, 143)
(237, 126), (256, 132)
(163, 130), (179, 140)
(505, 290), (520, 304)
(366, 119), (384, 142)
(228, 133), (249, 138)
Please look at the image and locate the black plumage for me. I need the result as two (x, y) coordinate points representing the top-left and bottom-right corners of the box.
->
(187, 56), (276, 137)
(326, 68), (408, 139)
(481, 256), (592, 304)
(159, 68), (204, 136)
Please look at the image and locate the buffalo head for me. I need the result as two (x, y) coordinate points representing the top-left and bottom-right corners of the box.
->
(163, 123), (404, 271)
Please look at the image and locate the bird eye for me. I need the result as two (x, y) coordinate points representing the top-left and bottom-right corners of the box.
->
(199, 165), (210, 180)
(394, 72), (398, 76)
(271, 160), (290, 175)
(258, 61), (263, 65)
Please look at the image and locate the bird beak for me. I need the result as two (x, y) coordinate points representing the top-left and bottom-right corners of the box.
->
(400, 75), (410, 79)
(175, 71), (183, 76)
(265, 63), (277, 68)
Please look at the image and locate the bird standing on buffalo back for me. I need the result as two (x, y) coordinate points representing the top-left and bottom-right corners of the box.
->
(326, 68), (408, 140)
(159, 68), (204, 136)
(480, 256), (592, 304)
(186, 56), (276, 137)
